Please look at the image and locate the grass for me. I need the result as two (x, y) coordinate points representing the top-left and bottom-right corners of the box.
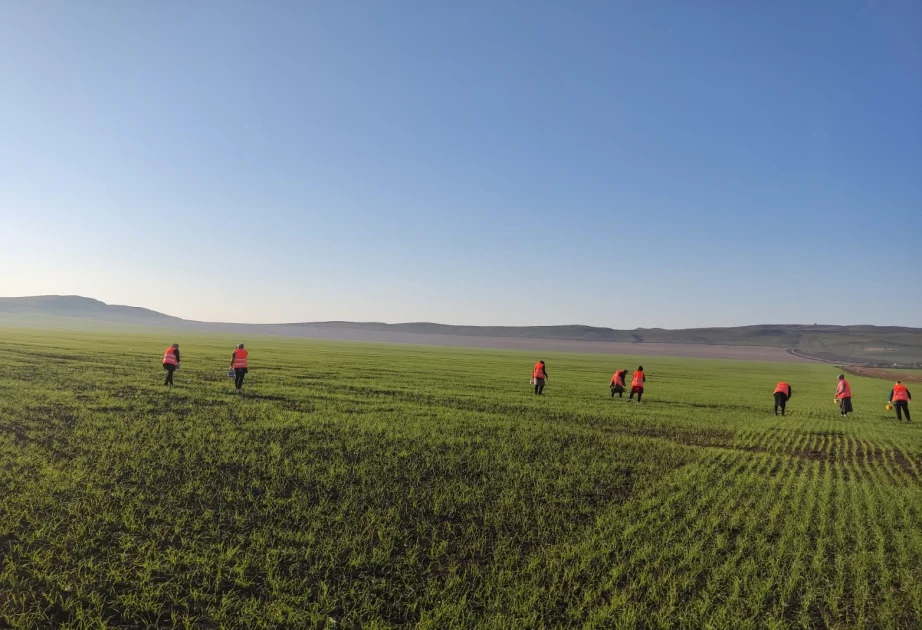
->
(3, 309), (921, 367)
(1, 328), (920, 629)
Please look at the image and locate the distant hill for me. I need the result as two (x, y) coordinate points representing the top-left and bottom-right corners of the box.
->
(288, 321), (922, 365)
(287, 321), (625, 341)
(1, 295), (920, 366)
(0, 296), (181, 325)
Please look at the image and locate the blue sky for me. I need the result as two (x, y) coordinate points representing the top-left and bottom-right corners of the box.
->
(1, 1), (919, 327)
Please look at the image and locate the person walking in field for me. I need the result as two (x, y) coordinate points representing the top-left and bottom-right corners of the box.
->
(230, 343), (249, 392)
(532, 360), (548, 395)
(162, 343), (180, 387)
(773, 382), (792, 416)
(889, 381), (912, 422)
(610, 369), (628, 398)
(629, 366), (646, 402)
(835, 374), (853, 417)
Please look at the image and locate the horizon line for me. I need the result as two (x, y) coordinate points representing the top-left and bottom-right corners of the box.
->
(2, 294), (920, 332)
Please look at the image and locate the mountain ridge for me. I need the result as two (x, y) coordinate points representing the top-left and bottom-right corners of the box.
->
(2, 295), (920, 365)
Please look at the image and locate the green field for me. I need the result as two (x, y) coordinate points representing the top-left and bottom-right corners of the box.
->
(1, 329), (920, 629)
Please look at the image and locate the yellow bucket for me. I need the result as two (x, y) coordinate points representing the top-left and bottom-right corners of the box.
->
(885, 403), (894, 412)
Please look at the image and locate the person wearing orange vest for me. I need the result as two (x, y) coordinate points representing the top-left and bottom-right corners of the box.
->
(610, 369), (628, 398)
(889, 381), (912, 422)
(162, 343), (180, 387)
(532, 360), (548, 395)
(629, 366), (646, 402)
(230, 343), (249, 392)
(772, 382), (792, 416)
(835, 374), (853, 417)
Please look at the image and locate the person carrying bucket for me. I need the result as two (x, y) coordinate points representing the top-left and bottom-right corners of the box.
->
(532, 361), (548, 395)
(889, 381), (912, 422)
(230, 343), (249, 392)
(835, 374), (853, 417)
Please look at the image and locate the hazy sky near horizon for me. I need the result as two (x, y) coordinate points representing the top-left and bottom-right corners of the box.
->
(1, 2), (920, 327)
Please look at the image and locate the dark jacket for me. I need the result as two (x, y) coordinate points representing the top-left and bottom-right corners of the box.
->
(889, 388), (912, 402)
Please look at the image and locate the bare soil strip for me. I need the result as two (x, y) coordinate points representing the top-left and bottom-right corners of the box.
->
(270, 326), (815, 362)
(844, 366), (922, 383)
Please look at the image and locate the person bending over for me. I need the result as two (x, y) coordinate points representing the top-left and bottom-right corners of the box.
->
(610, 369), (627, 398)
(162, 343), (180, 387)
(773, 381), (792, 416)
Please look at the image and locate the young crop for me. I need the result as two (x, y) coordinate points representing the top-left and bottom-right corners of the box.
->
(0, 328), (920, 628)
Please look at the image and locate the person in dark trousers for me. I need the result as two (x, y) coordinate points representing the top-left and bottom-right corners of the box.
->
(629, 366), (646, 402)
(773, 382), (792, 416)
(889, 381), (912, 422)
(230, 343), (249, 392)
(835, 374), (853, 417)
(162, 343), (180, 387)
(610, 369), (628, 398)
(532, 360), (548, 395)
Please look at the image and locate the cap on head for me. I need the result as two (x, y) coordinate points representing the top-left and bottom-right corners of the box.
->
(838, 374), (845, 379)
(897, 380), (902, 384)
(172, 343), (179, 348)
(237, 343), (245, 349)
(638, 365), (644, 371)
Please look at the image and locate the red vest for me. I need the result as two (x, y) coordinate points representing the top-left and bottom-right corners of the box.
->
(773, 382), (790, 396)
(892, 383), (909, 402)
(162, 347), (178, 366)
(632, 371), (644, 388)
(533, 362), (546, 379)
(836, 379), (851, 399)
(232, 348), (249, 368)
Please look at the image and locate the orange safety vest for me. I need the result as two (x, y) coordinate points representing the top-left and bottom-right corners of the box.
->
(611, 372), (625, 387)
(232, 348), (249, 369)
(892, 383), (909, 402)
(773, 382), (790, 396)
(533, 362), (546, 379)
(632, 370), (644, 388)
(836, 379), (851, 399)
(162, 347), (178, 366)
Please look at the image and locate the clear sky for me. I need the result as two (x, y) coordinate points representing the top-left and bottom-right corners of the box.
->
(1, 1), (920, 327)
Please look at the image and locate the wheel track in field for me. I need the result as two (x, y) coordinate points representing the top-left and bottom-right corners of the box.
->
(664, 450), (789, 622)
(731, 427), (922, 488)
(603, 448), (811, 623)
(798, 437), (922, 627)
(776, 456), (817, 623)
(686, 448), (795, 623)
(522, 428), (922, 626)
(546, 449), (771, 622)
(511, 453), (742, 623)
